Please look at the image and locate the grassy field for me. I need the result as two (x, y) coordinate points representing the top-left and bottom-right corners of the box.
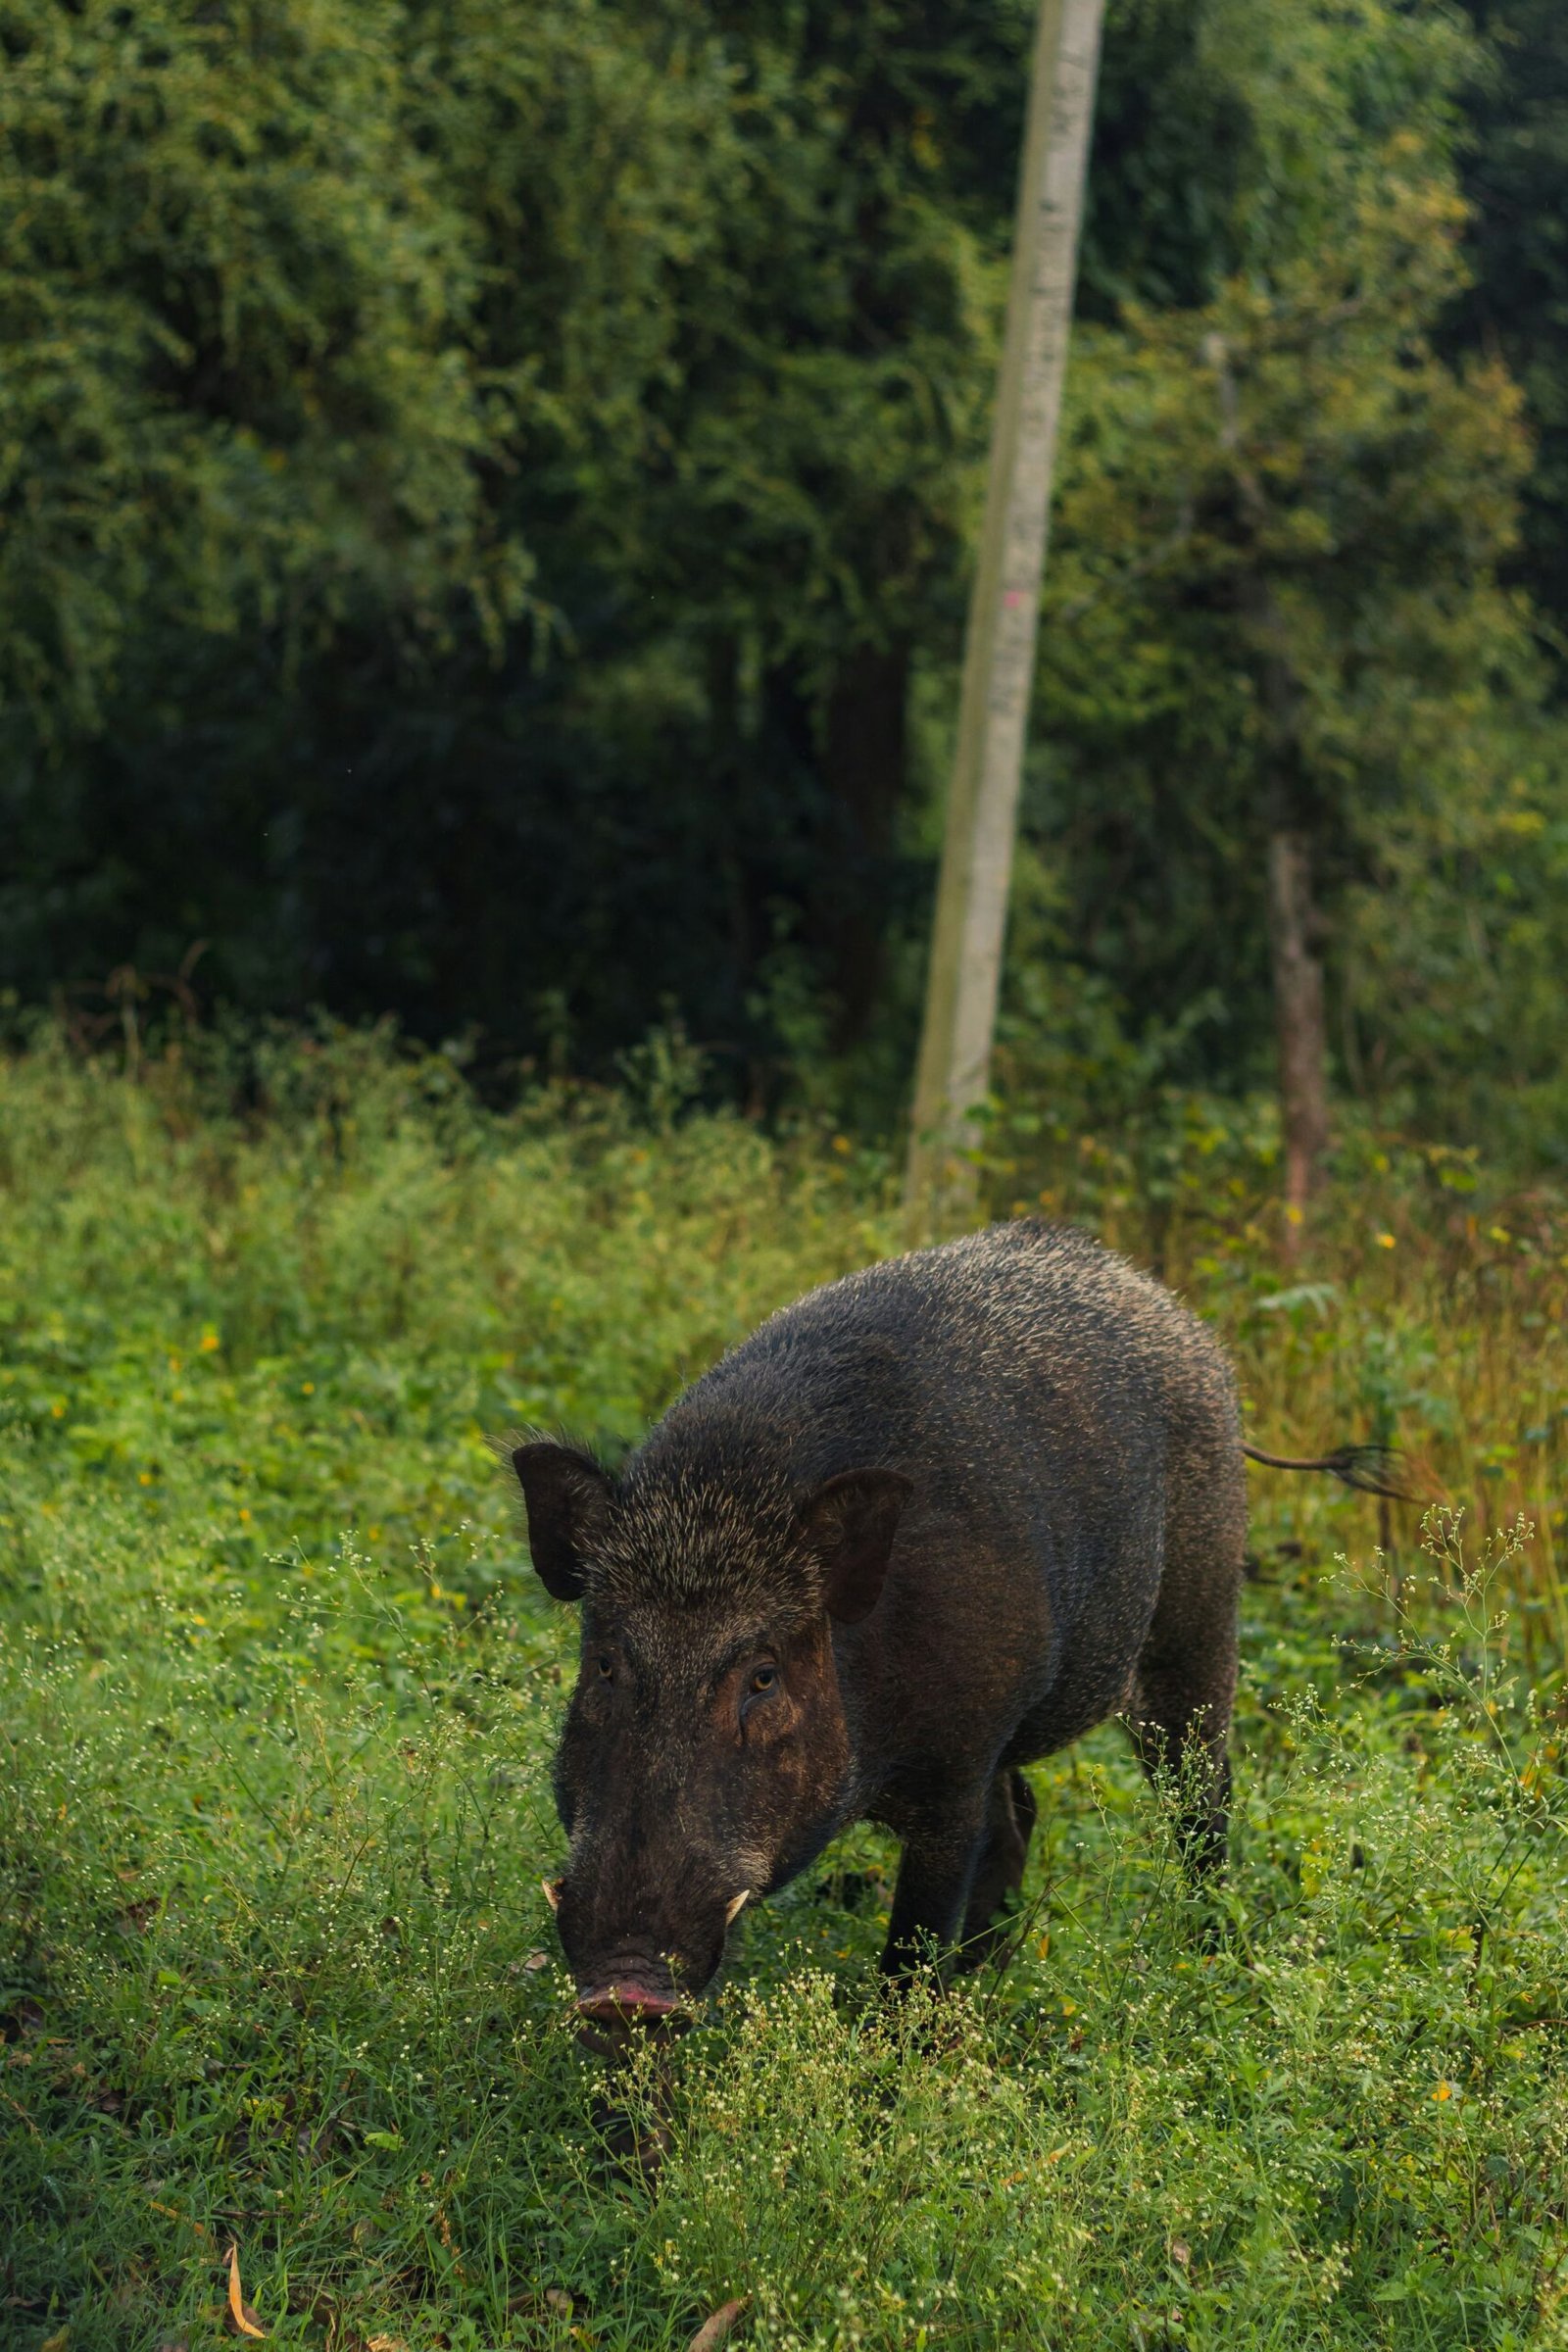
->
(3, 1030), (1567, 2351)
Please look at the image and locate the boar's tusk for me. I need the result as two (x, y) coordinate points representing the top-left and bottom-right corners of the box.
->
(723, 1889), (751, 1929)
(541, 1877), (563, 1913)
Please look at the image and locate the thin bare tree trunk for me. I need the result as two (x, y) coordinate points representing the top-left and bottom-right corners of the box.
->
(1267, 827), (1329, 1246)
(905, 0), (1106, 1233)
(1207, 332), (1331, 1252)
(1250, 586), (1330, 1251)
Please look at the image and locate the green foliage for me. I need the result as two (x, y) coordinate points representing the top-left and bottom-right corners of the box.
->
(1456, 0), (1568, 638)
(0, 0), (1035, 1092)
(1019, 0), (1550, 1124)
(0, 0), (538, 741)
(1338, 716), (1568, 1161)
(2, 0), (1568, 1155)
(3, 1037), (1568, 2345)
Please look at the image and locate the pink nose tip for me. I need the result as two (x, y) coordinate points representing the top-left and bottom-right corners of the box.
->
(576, 1981), (681, 2025)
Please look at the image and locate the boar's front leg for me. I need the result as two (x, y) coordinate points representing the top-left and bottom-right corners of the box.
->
(879, 1782), (997, 1983)
(957, 1767), (1039, 1968)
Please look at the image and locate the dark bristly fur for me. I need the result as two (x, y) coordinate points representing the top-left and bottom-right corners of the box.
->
(506, 1220), (1377, 2020)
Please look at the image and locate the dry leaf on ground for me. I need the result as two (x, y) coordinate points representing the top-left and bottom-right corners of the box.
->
(687, 2299), (748, 2352)
(224, 2242), (266, 2339)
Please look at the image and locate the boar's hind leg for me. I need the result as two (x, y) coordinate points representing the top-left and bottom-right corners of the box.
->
(1128, 1442), (1245, 1879)
(956, 1769), (1038, 1970)
(1127, 1599), (1239, 1881)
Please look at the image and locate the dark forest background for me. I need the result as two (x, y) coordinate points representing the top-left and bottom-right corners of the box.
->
(3, 0), (1566, 1156)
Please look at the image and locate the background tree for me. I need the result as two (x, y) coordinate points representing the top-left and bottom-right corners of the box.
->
(1017, 0), (1542, 1212)
(0, 0), (1564, 1174)
(0, 0), (537, 740)
(1454, 0), (1568, 642)
(906, 0), (1106, 1226)
(0, 0), (1032, 1092)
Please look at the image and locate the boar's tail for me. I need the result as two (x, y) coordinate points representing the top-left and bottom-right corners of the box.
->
(1242, 1442), (1412, 1501)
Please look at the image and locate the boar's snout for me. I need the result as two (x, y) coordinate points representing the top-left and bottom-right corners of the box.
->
(576, 1979), (683, 2027)
(573, 1892), (751, 2028)
(555, 1870), (748, 2032)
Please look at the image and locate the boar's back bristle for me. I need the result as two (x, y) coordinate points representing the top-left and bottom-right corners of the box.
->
(591, 1218), (1241, 1621)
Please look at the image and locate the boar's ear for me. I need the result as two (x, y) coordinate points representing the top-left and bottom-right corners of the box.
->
(799, 1468), (912, 1626)
(509, 1442), (612, 1603)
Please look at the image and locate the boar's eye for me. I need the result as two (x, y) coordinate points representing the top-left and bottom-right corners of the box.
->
(748, 1663), (778, 1696)
(596, 1651), (614, 1681)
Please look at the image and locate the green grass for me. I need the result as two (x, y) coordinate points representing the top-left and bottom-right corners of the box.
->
(3, 1030), (1567, 2350)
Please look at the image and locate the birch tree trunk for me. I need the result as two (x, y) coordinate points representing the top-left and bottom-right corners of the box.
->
(904, 0), (1106, 1232)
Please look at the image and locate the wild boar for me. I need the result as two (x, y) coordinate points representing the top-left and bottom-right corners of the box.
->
(509, 1219), (1388, 2028)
